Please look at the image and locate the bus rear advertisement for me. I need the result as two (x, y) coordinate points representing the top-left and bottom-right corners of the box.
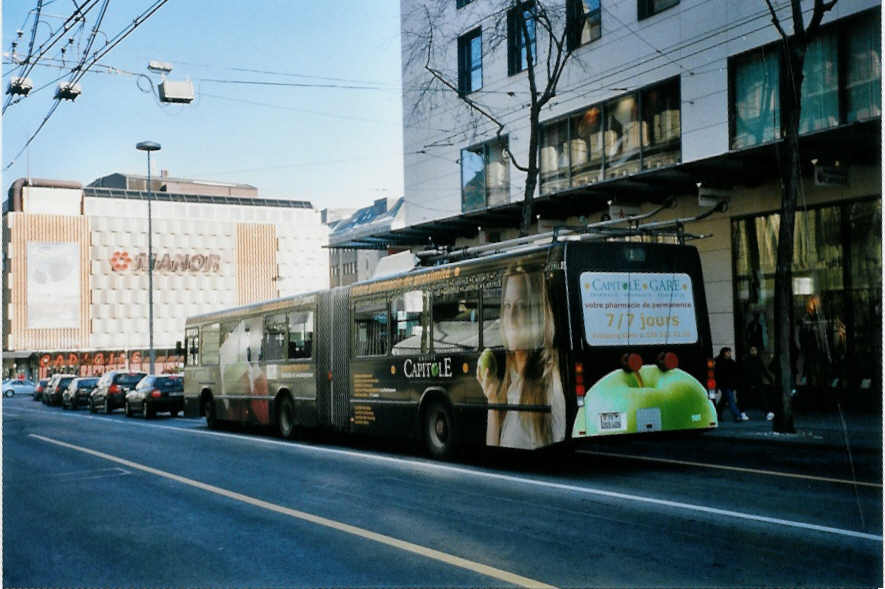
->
(182, 240), (718, 458)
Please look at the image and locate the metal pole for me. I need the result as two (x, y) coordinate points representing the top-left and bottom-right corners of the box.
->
(147, 150), (155, 374)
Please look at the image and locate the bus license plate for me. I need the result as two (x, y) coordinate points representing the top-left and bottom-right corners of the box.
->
(599, 412), (627, 432)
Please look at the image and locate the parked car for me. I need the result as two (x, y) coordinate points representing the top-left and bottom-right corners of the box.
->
(43, 374), (77, 406)
(3, 378), (36, 398)
(62, 377), (100, 410)
(90, 371), (147, 414)
(125, 374), (184, 418)
(32, 379), (49, 401)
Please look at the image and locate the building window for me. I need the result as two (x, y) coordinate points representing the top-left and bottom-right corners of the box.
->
(845, 14), (882, 122)
(461, 137), (510, 212)
(567, 0), (601, 50)
(456, 0), (473, 8)
(458, 28), (483, 95)
(539, 77), (680, 194)
(730, 11), (881, 150)
(638, 0), (678, 20)
(508, 2), (537, 75)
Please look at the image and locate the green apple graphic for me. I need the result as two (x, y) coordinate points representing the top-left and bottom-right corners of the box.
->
(572, 364), (717, 438)
(431, 363), (440, 377)
(477, 349), (497, 376)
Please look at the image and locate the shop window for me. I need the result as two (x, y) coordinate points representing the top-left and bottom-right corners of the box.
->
(288, 309), (313, 359)
(799, 32), (839, 133)
(570, 106), (603, 186)
(458, 28), (482, 95)
(392, 290), (427, 355)
(354, 301), (388, 357)
(845, 14), (882, 122)
(638, 0), (678, 20)
(433, 292), (479, 352)
(732, 199), (881, 408)
(567, 0), (601, 50)
(461, 137), (510, 212)
(731, 49), (781, 149)
(508, 2), (536, 75)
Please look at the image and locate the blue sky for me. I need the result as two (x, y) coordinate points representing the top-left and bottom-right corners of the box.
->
(2, 1), (404, 211)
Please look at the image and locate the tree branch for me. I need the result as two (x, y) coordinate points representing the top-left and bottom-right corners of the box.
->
(763, 0), (790, 40)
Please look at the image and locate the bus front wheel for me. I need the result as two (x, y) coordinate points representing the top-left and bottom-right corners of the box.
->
(424, 400), (458, 460)
(277, 395), (296, 440)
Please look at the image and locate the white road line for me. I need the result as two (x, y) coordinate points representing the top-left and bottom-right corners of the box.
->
(579, 449), (883, 488)
(20, 407), (884, 543)
(29, 434), (556, 589)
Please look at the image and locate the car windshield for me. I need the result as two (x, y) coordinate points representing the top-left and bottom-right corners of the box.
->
(59, 378), (74, 388)
(78, 379), (98, 388)
(155, 377), (183, 390)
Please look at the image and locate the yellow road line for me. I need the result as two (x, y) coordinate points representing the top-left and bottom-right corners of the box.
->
(29, 434), (556, 589)
(579, 449), (882, 488)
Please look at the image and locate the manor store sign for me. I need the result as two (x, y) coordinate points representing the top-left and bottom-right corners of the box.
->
(110, 251), (221, 273)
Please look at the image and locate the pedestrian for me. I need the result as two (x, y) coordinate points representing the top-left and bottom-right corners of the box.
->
(715, 346), (749, 422)
(744, 345), (775, 420)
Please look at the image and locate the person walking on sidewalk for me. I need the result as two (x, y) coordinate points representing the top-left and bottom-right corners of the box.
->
(744, 345), (775, 421)
(715, 347), (749, 422)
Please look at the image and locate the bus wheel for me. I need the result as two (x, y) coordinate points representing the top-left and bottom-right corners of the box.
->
(424, 400), (458, 460)
(203, 396), (218, 430)
(278, 395), (296, 440)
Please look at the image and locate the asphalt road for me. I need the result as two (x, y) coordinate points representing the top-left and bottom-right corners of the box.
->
(3, 396), (882, 588)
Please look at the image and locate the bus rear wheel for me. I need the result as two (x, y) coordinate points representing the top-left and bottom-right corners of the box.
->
(277, 395), (296, 440)
(424, 400), (458, 460)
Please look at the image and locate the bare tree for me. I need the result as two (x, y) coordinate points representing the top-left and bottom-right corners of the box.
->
(404, 0), (580, 235)
(763, 0), (837, 433)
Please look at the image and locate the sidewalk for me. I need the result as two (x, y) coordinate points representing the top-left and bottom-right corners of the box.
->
(708, 407), (883, 453)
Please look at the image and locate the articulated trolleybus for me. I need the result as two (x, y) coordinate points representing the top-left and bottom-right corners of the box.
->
(182, 214), (718, 458)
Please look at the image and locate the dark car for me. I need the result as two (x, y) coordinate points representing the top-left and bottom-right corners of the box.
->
(90, 371), (147, 414)
(43, 374), (77, 406)
(125, 374), (183, 419)
(32, 379), (49, 401)
(62, 377), (100, 410)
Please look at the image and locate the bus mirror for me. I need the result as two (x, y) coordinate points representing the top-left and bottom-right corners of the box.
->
(175, 341), (183, 355)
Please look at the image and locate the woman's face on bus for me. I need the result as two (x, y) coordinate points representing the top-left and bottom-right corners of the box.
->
(502, 273), (543, 350)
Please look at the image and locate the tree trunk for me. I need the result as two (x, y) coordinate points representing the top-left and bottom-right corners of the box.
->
(772, 44), (806, 434)
(520, 105), (541, 235)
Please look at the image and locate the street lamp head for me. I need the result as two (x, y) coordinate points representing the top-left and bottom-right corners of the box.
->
(136, 140), (161, 152)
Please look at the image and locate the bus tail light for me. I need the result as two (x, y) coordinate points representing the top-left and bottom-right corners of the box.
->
(575, 362), (585, 398)
(657, 352), (679, 372)
(706, 358), (716, 394)
(151, 389), (162, 398)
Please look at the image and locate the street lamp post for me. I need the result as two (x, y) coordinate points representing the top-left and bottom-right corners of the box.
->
(136, 141), (161, 374)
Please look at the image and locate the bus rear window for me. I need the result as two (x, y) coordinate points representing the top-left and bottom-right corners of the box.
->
(580, 272), (698, 345)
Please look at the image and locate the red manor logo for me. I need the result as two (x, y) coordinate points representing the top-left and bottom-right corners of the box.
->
(109, 251), (221, 273)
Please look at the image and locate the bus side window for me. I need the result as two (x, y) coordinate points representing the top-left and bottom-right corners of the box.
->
(432, 291), (479, 352)
(481, 286), (503, 349)
(354, 301), (389, 357)
(263, 313), (287, 361)
(288, 309), (314, 359)
(392, 290), (427, 356)
(201, 323), (220, 365)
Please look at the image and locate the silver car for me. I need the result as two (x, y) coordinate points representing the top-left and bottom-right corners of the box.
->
(3, 378), (35, 398)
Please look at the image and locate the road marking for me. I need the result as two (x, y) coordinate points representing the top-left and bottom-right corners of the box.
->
(29, 434), (556, 589)
(20, 407), (883, 543)
(578, 449), (883, 489)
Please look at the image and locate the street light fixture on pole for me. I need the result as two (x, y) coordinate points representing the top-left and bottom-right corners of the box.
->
(136, 140), (161, 374)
